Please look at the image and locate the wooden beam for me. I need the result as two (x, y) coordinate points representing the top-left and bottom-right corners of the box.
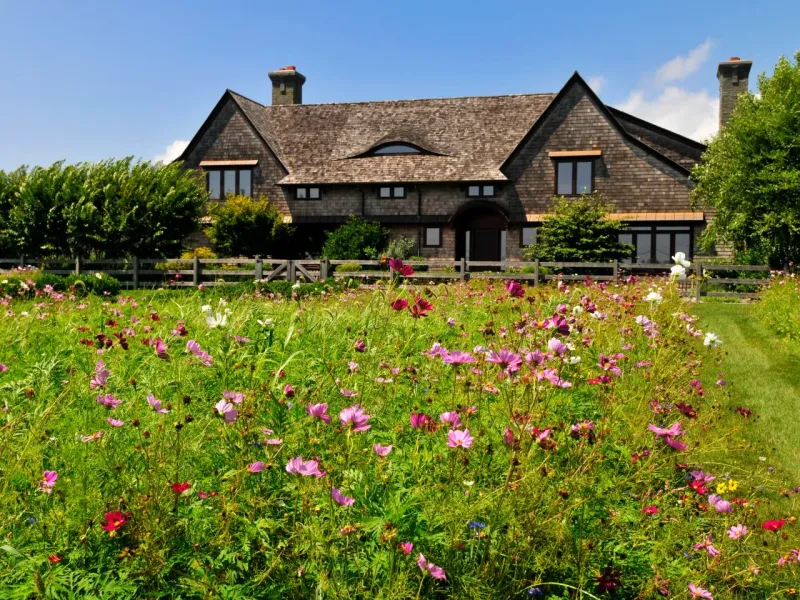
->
(547, 150), (603, 157)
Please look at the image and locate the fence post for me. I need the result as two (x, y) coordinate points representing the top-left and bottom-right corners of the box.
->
(254, 256), (263, 280)
(320, 259), (329, 282)
(193, 256), (201, 287)
(612, 260), (618, 281)
(19, 256), (25, 268)
(695, 261), (703, 302)
(288, 260), (297, 283)
(534, 259), (540, 287)
(74, 256), (82, 275)
(459, 257), (466, 281)
(132, 257), (140, 290)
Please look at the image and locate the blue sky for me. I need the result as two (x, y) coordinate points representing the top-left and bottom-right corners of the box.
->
(0, 0), (797, 170)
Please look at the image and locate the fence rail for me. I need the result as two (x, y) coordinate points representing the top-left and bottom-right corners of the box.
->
(0, 257), (773, 301)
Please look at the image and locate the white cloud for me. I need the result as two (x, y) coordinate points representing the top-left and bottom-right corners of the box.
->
(654, 39), (712, 85)
(587, 76), (607, 95)
(152, 139), (189, 164)
(616, 86), (718, 142)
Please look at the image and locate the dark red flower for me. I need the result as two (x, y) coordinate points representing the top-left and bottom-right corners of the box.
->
(171, 482), (191, 494)
(48, 555), (62, 564)
(596, 567), (621, 595)
(390, 298), (408, 311)
(675, 403), (697, 418)
(101, 510), (129, 532)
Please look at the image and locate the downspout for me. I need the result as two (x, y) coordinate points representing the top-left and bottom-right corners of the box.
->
(361, 188), (366, 216)
(418, 187), (423, 255)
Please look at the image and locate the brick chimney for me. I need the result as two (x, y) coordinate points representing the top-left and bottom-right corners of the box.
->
(717, 57), (752, 129)
(268, 66), (306, 105)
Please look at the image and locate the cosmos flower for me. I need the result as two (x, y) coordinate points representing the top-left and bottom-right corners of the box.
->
(485, 349), (523, 373)
(439, 411), (463, 429)
(707, 494), (732, 513)
(90, 361), (109, 389)
(285, 456), (325, 477)
(248, 461), (265, 473)
(442, 351), (476, 365)
(96, 394), (122, 409)
(391, 298), (408, 311)
(672, 252), (691, 268)
(727, 524), (748, 540)
(642, 505), (658, 515)
(147, 393), (169, 414)
(693, 535), (721, 557)
(339, 405), (371, 432)
(186, 340), (213, 366)
(688, 583), (713, 599)
(101, 510), (129, 532)
(307, 403), (331, 424)
(373, 444), (393, 457)
(39, 470), (58, 494)
(214, 399), (238, 423)
(644, 291), (663, 304)
(648, 422), (684, 438)
(398, 542), (413, 555)
(106, 417), (124, 427)
(417, 553), (447, 580)
(447, 429), (473, 449)
(154, 338), (169, 359)
(331, 487), (355, 506)
(506, 280), (525, 298)
(388, 258), (414, 277)
(547, 338), (568, 357)
(762, 518), (786, 532)
(703, 332), (722, 348)
(81, 431), (103, 443)
(354, 339), (366, 352)
(171, 482), (191, 494)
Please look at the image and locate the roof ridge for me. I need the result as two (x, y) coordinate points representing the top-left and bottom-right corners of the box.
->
(231, 91), (557, 109)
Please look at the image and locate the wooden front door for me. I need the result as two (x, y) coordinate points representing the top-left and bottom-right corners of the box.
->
(471, 228), (500, 261)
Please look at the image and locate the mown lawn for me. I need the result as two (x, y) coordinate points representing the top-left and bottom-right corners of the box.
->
(694, 302), (800, 481)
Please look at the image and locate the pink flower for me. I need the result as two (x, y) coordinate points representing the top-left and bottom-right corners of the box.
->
(447, 429), (473, 449)
(693, 535), (721, 558)
(81, 431), (103, 442)
(547, 337), (568, 357)
(410, 412), (434, 430)
(442, 351), (476, 365)
(354, 339), (366, 353)
(485, 349), (523, 373)
(398, 542), (413, 555)
(708, 494), (732, 513)
(331, 487), (355, 506)
(388, 258), (414, 277)
(248, 461), (265, 473)
(688, 583), (713, 599)
(340, 388), (358, 397)
(223, 390), (245, 404)
(506, 280), (525, 298)
(96, 394), (122, 409)
(283, 384), (294, 398)
(307, 403), (331, 424)
(106, 417), (124, 427)
(439, 411), (463, 429)
(417, 553), (447, 580)
(186, 340), (213, 366)
(39, 470), (58, 493)
(90, 361), (109, 389)
(0, 364), (7, 372)
(664, 436), (688, 451)
(642, 505), (658, 515)
(727, 524), (748, 540)
(648, 422), (684, 438)
(570, 420), (595, 438)
(348, 361), (359, 372)
(285, 456), (325, 477)
(214, 399), (238, 423)
(339, 405), (371, 432)
(147, 393), (168, 414)
(154, 338), (169, 359)
(373, 444), (393, 457)
(597, 354), (622, 376)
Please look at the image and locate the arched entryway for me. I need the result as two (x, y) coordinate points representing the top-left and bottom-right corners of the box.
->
(452, 201), (509, 261)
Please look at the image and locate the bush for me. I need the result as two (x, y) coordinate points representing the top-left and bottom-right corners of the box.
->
(182, 247), (217, 260)
(0, 158), (206, 259)
(335, 263), (363, 273)
(321, 216), (389, 260)
(758, 273), (800, 340)
(63, 273), (121, 297)
(407, 255), (428, 272)
(206, 195), (294, 258)
(0, 270), (121, 298)
(524, 194), (634, 262)
(385, 236), (416, 260)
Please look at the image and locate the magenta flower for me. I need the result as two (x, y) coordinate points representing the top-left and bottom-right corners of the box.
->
(186, 340), (213, 366)
(214, 399), (238, 423)
(648, 422), (684, 438)
(285, 456), (325, 477)
(693, 535), (721, 558)
(373, 443), (393, 456)
(688, 583), (713, 599)
(411, 412), (433, 430)
(547, 337), (568, 357)
(398, 541), (413, 555)
(340, 388), (358, 397)
(248, 461), (265, 473)
(354, 339), (366, 353)
(442, 351), (476, 365)
(307, 402), (331, 424)
(348, 361), (359, 372)
(0, 364), (7, 372)
(664, 436), (688, 451)
(570, 420), (595, 438)
(439, 411), (463, 429)
(485, 349), (523, 373)
(154, 338), (169, 360)
(283, 384), (294, 398)
(447, 429), (474, 449)
(106, 417), (124, 427)
(96, 394), (122, 409)
(81, 431), (103, 442)
(339, 405), (371, 432)
(147, 393), (169, 414)
(223, 390), (245, 404)
(597, 354), (622, 376)
(708, 494), (732, 513)
(331, 487), (355, 506)
(727, 524), (748, 540)
(417, 553), (447, 580)
(90, 361), (109, 389)
(39, 470), (58, 493)
(506, 280), (525, 298)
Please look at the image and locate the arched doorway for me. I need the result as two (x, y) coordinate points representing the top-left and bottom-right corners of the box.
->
(452, 201), (509, 261)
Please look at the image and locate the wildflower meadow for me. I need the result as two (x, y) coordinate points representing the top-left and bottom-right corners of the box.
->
(0, 265), (797, 598)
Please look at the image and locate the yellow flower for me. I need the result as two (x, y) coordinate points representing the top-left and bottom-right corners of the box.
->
(727, 480), (739, 491)
(716, 482), (728, 494)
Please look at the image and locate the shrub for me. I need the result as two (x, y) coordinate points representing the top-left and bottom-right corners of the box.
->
(321, 216), (389, 260)
(205, 195), (294, 258)
(758, 273), (800, 340)
(63, 273), (121, 297)
(524, 194), (634, 262)
(334, 263), (363, 272)
(385, 236), (416, 260)
(407, 255), (428, 272)
(0, 270), (121, 298)
(181, 247), (217, 260)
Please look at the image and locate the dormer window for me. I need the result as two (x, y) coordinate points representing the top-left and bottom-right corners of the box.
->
(366, 142), (426, 156)
(467, 184), (496, 198)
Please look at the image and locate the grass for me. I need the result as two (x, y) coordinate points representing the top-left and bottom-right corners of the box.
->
(694, 302), (800, 480)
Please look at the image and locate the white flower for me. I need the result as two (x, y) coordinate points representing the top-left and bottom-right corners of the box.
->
(703, 332), (722, 348)
(672, 252), (691, 268)
(206, 312), (228, 329)
(670, 264), (687, 280)
(645, 291), (663, 304)
(292, 282), (301, 290)
(568, 356), (581, 365)
(94, 272), (103, 280)
(572, 305), (584, 315)
(257, 318), (274, 328)
(201, 304), (212, 314)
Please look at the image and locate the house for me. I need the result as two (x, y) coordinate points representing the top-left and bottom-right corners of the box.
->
(177, 57), (752, 262)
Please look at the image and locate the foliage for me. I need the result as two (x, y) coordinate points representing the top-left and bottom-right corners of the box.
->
(0, 269), (121, 298)
(0, 279), (796, 598)
(757, 272), (800, 341)
(205, 195), (294, 258)
(692, 53), (800, 268)
(334, 263), (363, 272)
(407, 256), (427, 272)
(523, 194), (634, 262)
(230, 279), (352, 299)
(181, 247), (217, 260)
(321, 216), (389, 260)
(0, 159), (207, 259)
(385, 236), (417, 260)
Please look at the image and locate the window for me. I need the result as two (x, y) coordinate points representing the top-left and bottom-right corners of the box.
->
(295, 187), (321, 200)
(521, 227), (537, 247)
(424, 227), (441, 247)
(206, 168), (252, 199)
(554, 159), (594, 196)
(467, 184), (496, 198)
(371, 143), (423, 155)
(620, 226), (692, 264)
(379, 186), (406, 199)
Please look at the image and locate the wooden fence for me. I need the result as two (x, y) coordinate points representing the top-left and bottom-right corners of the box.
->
(0, 257), (772, 301)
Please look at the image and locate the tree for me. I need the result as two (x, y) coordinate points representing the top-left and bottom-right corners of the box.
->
(692, 52), (800, 267)
(523, 194), (634, 262)
(205, 195), (294, 257)
(321, 216), (389, 260)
